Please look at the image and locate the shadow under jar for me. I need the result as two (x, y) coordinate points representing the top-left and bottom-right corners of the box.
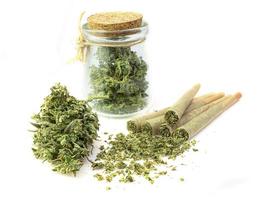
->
(82, 21), (150, 117)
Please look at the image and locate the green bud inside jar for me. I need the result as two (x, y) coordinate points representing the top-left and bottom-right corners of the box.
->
(81, 12), (150, 117)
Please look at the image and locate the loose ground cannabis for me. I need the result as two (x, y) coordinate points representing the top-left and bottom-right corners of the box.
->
(91, 131), (196, 183)
(31, 83), (99, 175)
(89, 46), (149, 114)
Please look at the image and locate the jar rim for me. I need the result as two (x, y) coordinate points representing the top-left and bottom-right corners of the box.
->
(82, 21), (148, 46)
(83, 21), (148, 36)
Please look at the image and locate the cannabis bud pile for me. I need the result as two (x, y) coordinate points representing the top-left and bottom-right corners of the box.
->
(89, 46), (149, 114)
(31, 83), (99, 175)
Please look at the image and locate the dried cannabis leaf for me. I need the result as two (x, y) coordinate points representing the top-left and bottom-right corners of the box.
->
(92, 131), (196, 183)
(89, 47), (149, 114)
(31, 83), (99, 175)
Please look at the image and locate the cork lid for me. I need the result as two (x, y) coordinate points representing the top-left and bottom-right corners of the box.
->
(87, 12), (143, 31)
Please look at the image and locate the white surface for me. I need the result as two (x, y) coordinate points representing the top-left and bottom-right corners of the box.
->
(0, 0), (270, 199)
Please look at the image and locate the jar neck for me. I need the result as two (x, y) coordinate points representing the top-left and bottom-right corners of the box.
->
(82, 22), (148, 47)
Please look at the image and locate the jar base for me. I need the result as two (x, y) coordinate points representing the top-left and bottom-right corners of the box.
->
(92, 103), (152, 119)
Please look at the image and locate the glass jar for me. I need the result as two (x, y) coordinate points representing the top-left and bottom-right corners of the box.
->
(82, 22), (150, 117)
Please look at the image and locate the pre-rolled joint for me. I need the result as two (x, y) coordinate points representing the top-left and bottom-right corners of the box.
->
(159, 123), (171, 137)
(174, 128), (189, 141)
(164, 110), (179, 125)
(127, 120), (137, 133)
(141, 122), (152, 134)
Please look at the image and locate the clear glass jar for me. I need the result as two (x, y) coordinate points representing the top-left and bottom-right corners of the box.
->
(82, 22), (150, 117)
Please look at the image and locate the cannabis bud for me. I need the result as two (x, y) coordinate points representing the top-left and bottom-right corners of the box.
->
(31, 83), (99, 175)
(89, 46), (149, 114)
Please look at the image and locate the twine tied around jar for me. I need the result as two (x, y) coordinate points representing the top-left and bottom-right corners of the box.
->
(75, 11), (88, 62)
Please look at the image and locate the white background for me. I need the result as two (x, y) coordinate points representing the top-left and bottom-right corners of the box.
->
(0, 0), (269, 199)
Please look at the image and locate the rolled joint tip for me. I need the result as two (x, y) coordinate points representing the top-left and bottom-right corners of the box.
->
(234, 92), (242, 100)
(194, 83), (201, 89)
(177, 128), (190, 141)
